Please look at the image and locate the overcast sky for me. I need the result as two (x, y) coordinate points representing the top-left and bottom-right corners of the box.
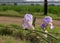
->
(26, 0), (60, 1)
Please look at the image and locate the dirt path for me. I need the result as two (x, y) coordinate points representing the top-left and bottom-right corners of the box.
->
(0, 16), (60, 28)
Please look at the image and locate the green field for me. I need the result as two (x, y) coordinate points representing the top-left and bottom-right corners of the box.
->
(0, 5), (60, 20)
(0, 5), (60, 14)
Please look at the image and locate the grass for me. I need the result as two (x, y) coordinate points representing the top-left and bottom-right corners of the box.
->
(0, 5), (60, 20)
(0, 5), (60, 14)
(0, 35), (30, 43)
(0, 10), (60, 20)
(0, 10), (24, 17)
(0, 24), (60, 43)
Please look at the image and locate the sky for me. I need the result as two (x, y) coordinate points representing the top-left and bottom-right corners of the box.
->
(26, 0), (60, 1)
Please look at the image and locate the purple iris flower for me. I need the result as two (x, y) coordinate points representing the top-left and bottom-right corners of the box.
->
(24, 14), (33, 22)
(22, 14), (33, 29)
(41, 16), (53, 29)
(43, 16), (52, 23)
(41, 23), (47, 29)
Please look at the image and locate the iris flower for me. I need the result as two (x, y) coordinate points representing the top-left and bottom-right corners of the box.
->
(22, 14), (34, 30)
(41, 16), (54, 29)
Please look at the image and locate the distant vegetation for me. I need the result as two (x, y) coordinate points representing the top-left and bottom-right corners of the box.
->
(0, 5), (60, 14)
(0, 5), (60, 20)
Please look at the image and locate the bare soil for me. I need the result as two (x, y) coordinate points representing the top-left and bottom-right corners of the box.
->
(0, 16), (60, 28)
